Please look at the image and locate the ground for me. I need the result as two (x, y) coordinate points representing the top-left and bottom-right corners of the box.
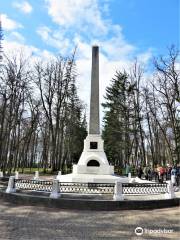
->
(0, 199), (179, 240)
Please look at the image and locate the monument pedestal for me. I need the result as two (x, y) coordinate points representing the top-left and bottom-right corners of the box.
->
(57, 135), (128, 184)
(73, 134), (114, 175)
(57, 173), (128, 184)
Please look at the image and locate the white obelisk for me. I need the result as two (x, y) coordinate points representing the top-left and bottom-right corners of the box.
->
(89, 45), (100, 135)
(73, 46), (113, 175)
(57, 46), (128, 183)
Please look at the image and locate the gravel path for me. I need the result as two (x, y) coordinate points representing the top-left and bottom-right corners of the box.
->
(0, 199), (179, 240)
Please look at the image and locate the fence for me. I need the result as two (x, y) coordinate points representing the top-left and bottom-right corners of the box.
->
(13, 179), (169, 195)
(123, 183), (168, 195)
(15, 179), (53, 192)
(15, 179), (114, 195)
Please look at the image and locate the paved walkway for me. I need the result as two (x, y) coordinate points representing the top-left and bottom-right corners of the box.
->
(0, 199), (179, 240)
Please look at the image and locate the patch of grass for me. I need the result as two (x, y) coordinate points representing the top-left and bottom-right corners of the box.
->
(13, 168), (53, 175)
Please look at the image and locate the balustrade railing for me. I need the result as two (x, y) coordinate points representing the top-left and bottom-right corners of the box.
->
(122, 183), (168, 194)
(15, 179), (53, 192)
(59, 182), (114, 194)
(14, 179), (168, 195)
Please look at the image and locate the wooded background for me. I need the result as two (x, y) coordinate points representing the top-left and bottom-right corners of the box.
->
(103, 46), (180, 168)
(0, 42), (179, 173)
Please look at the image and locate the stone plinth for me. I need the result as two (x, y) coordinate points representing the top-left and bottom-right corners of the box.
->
(57, 173), (128, 184)
(74, 134), (114, 175)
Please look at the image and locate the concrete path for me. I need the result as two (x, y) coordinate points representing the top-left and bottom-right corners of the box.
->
(0, 199), (179, 240)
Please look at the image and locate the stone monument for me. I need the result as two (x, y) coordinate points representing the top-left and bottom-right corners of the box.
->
(57, 46), (128, 183)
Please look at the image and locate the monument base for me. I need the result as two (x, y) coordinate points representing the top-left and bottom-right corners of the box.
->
(56, 173), (128, 184)
(73, 164), (114, 175)
(75, 134), (114, 175)
(56, 134), (128, 184)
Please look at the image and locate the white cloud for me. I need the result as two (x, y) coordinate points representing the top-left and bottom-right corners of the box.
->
(37, 26), (71, 54)
(13, 1), (33, 14)
(9, 31), (25, 43)
(45, 0), (108, 35)
(2, 39), (55, 67)
(137, 50), (152, 64)
(36, 26), (51, 40)
(1, 14), (23, 31)
(3, 40), (38, 59)
(175, 62), (180, 71)
(42, 0), (137, 59)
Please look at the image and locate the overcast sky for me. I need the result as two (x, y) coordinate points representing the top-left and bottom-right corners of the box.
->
(0, 0), (179, 121)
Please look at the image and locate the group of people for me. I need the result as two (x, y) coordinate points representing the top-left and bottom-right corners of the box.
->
(155, 165), (180, 185)
(125, 162), (180, 185)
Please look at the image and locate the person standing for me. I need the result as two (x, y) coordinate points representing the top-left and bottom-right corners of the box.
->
(171, 166), (177, 186)
(143, 166), (148, 180)
(147, 166), (152, 181)
(137, 165), (143, 179)
(125, 162), (130, 177)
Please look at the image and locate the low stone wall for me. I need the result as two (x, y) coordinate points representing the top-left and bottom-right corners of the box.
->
(0, 190), (179, 211)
